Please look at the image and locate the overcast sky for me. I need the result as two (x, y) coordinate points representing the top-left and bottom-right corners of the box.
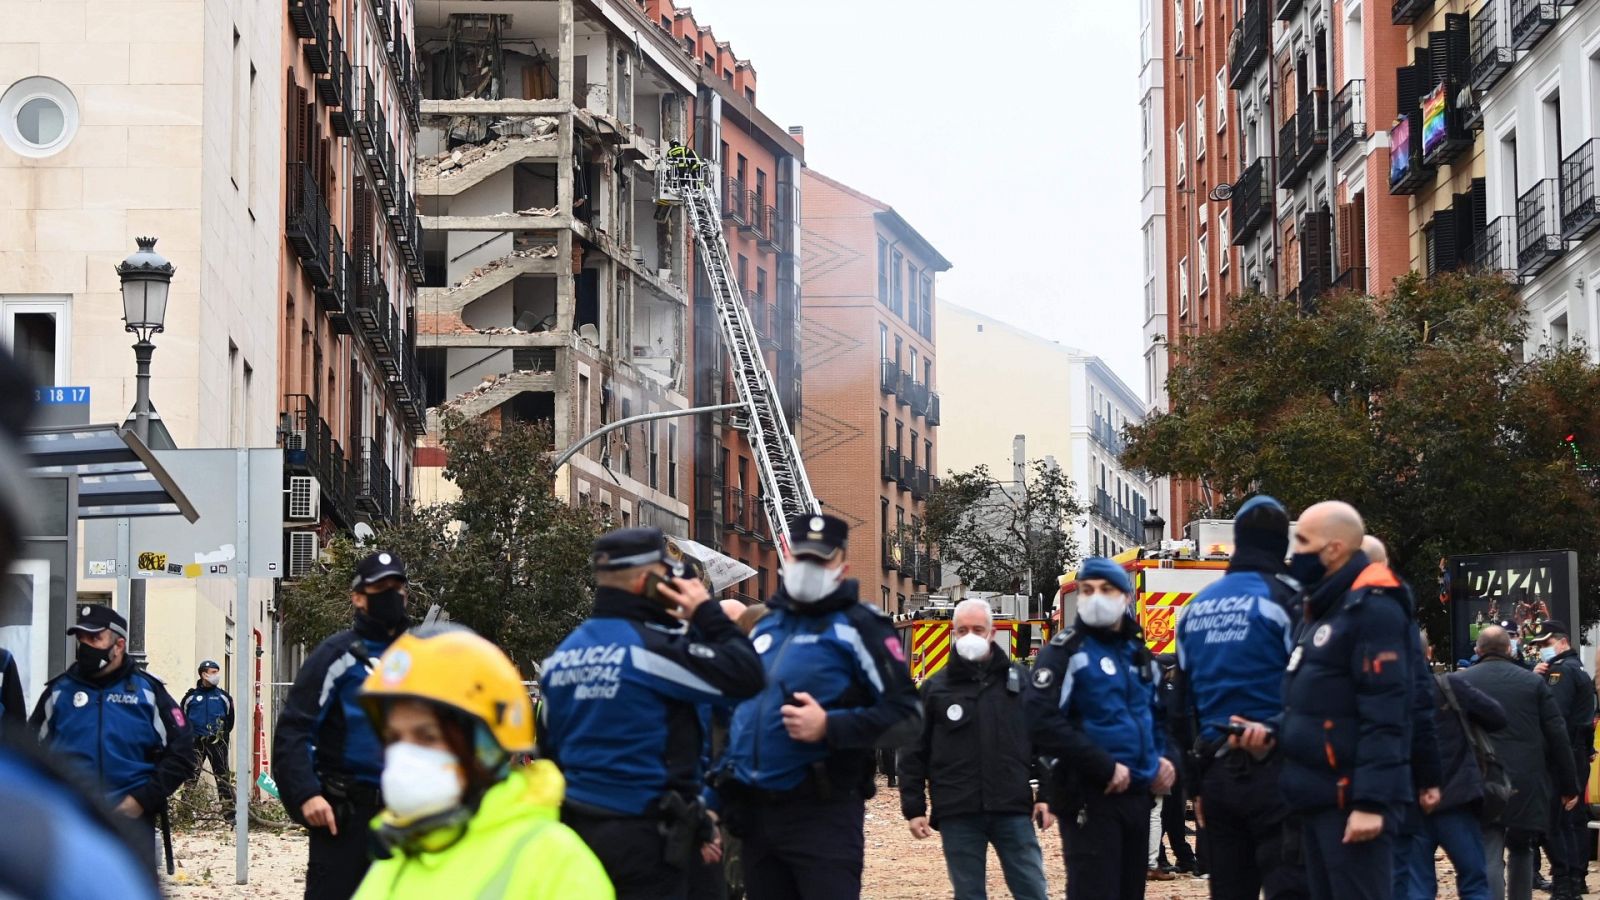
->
(680, 0), (1146, 391)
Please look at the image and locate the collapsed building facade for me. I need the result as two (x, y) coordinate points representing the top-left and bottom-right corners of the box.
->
(414, 0), (698, 531)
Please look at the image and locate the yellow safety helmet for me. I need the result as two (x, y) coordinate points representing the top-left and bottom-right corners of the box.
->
(359, 625), (535, 755)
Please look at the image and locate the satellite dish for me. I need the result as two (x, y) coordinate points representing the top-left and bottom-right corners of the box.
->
(1208, 183), (1234, 202)
(353, 522), (376, 546)
(513, 310), (539, 332)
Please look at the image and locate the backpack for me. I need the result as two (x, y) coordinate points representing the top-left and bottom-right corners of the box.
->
(1436, 672), (1514, 824)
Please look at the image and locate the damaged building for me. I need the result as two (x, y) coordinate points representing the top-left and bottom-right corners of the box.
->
(414, 0), (698, 530)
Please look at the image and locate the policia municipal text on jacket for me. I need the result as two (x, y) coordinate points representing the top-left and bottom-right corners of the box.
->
(719, 514), (922, 900)
(30, 604), (195, 829)
(1024, 557), (1175, 900)
(351, 626), (614, 900)
(539, 527), (765, 900)
(274, 551), (414, 900)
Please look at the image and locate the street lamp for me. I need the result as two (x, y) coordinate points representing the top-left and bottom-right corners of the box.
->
(1142, 510), (1167, 550)
(116, 236), (173, 444)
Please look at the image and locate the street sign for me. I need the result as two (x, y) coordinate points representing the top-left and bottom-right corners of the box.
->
(31, 386), (91, 427)
(33, 386), (89, 405)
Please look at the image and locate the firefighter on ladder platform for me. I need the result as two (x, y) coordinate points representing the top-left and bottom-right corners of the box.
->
(667, 140), (703, 178)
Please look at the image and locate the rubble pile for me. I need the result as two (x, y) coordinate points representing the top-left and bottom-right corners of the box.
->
(418, 117), (557, 178)
(446, 245), (560, 294)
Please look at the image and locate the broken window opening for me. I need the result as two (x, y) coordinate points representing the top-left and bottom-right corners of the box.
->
(505, 390), (555, 428)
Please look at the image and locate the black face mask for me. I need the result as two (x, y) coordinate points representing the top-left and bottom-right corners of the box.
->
(1289, 551), (1327, 587)
(363, 587), (410, 632)
(76, 641), (115, 674)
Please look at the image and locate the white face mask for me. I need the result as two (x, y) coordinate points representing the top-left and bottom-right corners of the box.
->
(381, 742), (464, 822)
(204, 672), (221, 687)
(783, 560), (842, 604)
(1079, 592), (1128, 629)
(954, 633), (992, 662)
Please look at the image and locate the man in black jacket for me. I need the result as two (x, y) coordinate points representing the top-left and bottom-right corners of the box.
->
(1422, 663), (1506, 900)
(1529, 619), (1595, 900)
(1459, 624), (1580, 900)
(273, 550), (412, 900)
(900, 599), (1051, 900)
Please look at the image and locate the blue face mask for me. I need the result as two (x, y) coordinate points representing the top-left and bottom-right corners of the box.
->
(1539, 646), (1559, 664)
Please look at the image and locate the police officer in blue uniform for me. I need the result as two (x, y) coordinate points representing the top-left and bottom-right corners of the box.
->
(1024, 556), (1175, 900)
(540, 527), (765, 900)
(181, 659), (235, 801)
(1233, 501), (1414, 900)
(1174, 495), (1309, 900)
(274, 550), (412, 900)
(718, 514), (922, 900)
(29, 604), (196, 830)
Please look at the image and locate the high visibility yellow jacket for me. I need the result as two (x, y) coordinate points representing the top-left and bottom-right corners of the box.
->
(352, 761), (615, 900)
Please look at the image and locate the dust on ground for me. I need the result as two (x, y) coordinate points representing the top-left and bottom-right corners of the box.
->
(164, 780), (1541, 898)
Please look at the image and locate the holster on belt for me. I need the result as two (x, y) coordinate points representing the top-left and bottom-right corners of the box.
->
(655, 792), (703, 871)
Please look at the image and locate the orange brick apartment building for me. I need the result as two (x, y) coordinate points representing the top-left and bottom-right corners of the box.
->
(801, 171), (950, 614)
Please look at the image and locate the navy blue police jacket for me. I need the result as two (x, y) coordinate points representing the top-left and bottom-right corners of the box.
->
(1278, 552), (1414, 814)
(181, 683), (235, 739)
(1175, 546), (1299, 744)
(721, 580), (921, 793)
(272, 613), (397, 816)
(28, 655), (196, 810)
(0, 647), (25, 728)
(1024, 615), (1163, 798)
(539, 588), (765, 816)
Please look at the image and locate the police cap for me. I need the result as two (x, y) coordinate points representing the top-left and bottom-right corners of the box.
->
(1529, 620), (1571, 643)
(66, 604), (128, 640)
(198, 659), (221, 673)
(593, 527), (688, 577)
(351, 551), (408, 590)
(787, 513), (848, 561)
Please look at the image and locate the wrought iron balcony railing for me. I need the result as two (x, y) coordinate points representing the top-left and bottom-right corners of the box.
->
(1517, 178), (1566, 278)
(1471, 1), (1514, 92)
(1228, 0), (1270, 90)
(1331, 80), (1366, 160)
(1560, 138), (1600, 243)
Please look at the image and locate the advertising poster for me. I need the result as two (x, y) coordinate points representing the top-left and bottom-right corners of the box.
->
(1447, 550), (1580, 665)
(1390, 117), (1413, 186)
(1422, 82), (1448, 158)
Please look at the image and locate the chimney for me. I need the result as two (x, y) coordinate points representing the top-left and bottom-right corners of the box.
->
(787, 125), (805, 145)
(1012, 435), (1026, 487)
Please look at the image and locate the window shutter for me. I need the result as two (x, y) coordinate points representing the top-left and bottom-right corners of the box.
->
(1426, 36), (1449, 91)
(1429, 211), (1459, 273)
(1353, 193), (1368, 265)
(1396, 64), (1419, 119)
(353, 175), (370, 250)
(285, 71), (301, 166)
(296, 86), (312, 168)
(1336, 203), (1355, 273)
(1444, 14), (1471, 85)
(1469, 177), (1488, 233)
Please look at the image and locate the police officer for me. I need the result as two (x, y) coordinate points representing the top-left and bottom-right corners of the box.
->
(1529, 619), (1595, 900)
(274, 550), (413, 900)
(1235, 501), (1413, 900)
(1175, 496), (1307, 900)
(539, 527), (764, 900)
(181, 659), (235, 801)
(0, 645), (23, 729)
(1024, 557), (1175, 900)
(718, 514), (921, 900)
(28, 605), (196, 831)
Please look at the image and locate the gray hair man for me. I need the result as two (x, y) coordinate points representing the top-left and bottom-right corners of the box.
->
(1460, 624), (1581, 900)
(899, 598), (1052, 900)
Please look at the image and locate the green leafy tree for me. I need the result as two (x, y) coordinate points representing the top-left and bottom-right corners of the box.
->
(281, 416), (605, 672)
(924, 460), (1087, 598)
(1123, 271), (1600, 634)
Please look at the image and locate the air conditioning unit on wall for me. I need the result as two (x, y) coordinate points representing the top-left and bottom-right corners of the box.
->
(285, 429), (308, 451)
(288, 531), (320, 579)
(287, 476), (321, 522)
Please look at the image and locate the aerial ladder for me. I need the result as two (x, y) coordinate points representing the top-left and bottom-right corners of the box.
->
(662, 157), (819, 553)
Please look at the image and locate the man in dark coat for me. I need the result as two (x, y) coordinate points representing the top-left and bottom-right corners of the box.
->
(900, 598), (1051, 900)
(1419, 662), (1507, 900)
(1458, 624), (1580, 900)
(1529, 619), (1596, 900)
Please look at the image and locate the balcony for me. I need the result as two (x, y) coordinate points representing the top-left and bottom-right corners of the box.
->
(371, 0), (392, 44)
(1231, 156), (1273, 245)
(1228, 0), (1269, 90)
(302, 0), (330, 75)
(1388, 113), (1429, 195)
(1277, 113), (1300, 189)
(754, 204), (781, 253)
(896, 455), (914, 492)
(1092, 413), (1126, 456)
(1561, 139), (1600, 242)
(353, 69), (384, 158)
(282, 395), (355, 527)
(896, 369), (913, 407)
(317, 226), (352, 327)
(353, 248), (398, 359)
(1471, 2), (1514, 93)
(315, 19), (346, 110)
(882, 447), (900, 483)
(1511, 0), (1558, 51)
(1393, 0), (1436, 24)
(1470, 215), (1518, 273)
(881, 535), (899, 572)
(1331, 80), (1366, 160)
(880, 358), (899, 396)
(723, 177), (748, 224)
(1517, 179), (1566, 278)
(286, 162), (332, 288)
(288, 0), (327, 40)
(1298, 89), (1329, 170)
(1276, 0), (1303, 19)
(925, 391), (941, 427)
(355, 438), (395, 524)
(723, 488), (750, 535)
(1421, 82), (1473, 169)
(898, 540), (918, 579)
(1332, 266), (1369, 294)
